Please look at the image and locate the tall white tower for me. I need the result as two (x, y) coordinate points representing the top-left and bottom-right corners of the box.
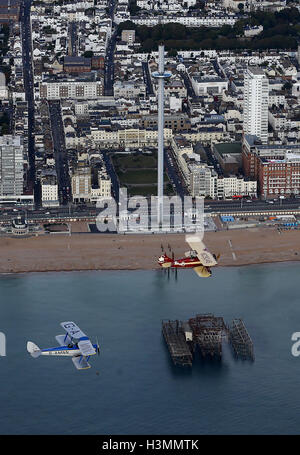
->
(152, 45), (171, 227)
(243, 67), (269, 144)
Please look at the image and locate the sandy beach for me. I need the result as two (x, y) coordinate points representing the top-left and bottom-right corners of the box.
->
(0, 225), (300, 274)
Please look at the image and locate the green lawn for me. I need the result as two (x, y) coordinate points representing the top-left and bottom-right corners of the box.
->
(111, 152), (174, 196)
(118, 169), (158, 185)
(113, 153), (157, 170)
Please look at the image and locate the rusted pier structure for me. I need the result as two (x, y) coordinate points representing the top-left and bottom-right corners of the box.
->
(229, 318), (254, 361)
(188, 313), (228, 359)
(162, 314), (254, 366)
(162, 320), (193, 366)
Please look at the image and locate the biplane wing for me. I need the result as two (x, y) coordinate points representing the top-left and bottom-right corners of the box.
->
(61, 321), (96, 356)
(161, 261), (172, 268)
(72, 356), (91, 370)
(77, 338), (96, 356)
(55, 334), (72, 346)
(193, 265), (212, 278)
(60, 321), (86, 339)
(185, 236), (218, 267)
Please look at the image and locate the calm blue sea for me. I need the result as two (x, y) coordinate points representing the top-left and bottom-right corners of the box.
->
(0, 264), (300, 435)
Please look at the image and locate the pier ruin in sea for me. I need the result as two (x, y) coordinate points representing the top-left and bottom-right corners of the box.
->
(162, 313), (254, 366)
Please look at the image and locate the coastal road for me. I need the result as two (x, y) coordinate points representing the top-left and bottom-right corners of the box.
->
(2, 197), (300, 226)
(204, 198), (300, 214)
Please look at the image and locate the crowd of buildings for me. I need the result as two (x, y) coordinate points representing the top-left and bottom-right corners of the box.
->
(0, 0), (300, 207)
(30, 0), (113, 206)
(117, 0), (289, 27)
(0, 17), (33, 205)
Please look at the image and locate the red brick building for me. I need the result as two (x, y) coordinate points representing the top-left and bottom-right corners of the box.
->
(0, 0), (20, 22)
(91, 56), (104, 70)
(63, 56), (91, 74)
(242, 134), (300, 197)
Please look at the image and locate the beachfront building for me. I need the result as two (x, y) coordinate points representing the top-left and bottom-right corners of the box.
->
(0, 135), (24, 196)
(11, 216), (29, 236)
(190, 163), (217, 198)
(41, 171), (59, 207)
(243, 134), (300, 198)
(215, 176), (257, 199)
(189, 161), (257, 199)
(213, 142), (242, 176)
(71, 160), (111, 203)
(90, 170), (111, 202)
(71, 164), (91, 203)
(172, 136), (257, 198)
(0, 71), (8, 100)
(243, 67), (269, 144)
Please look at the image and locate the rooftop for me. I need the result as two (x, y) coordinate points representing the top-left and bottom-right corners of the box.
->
(214, 142), (242, 156)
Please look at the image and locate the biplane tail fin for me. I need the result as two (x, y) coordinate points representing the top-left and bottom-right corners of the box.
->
(27, 341), (42, 358)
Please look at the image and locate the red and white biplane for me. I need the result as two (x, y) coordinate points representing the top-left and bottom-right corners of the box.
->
(158, 240), (219, 278)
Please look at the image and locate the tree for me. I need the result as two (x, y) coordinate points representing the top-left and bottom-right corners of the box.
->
(83, 51), (94, 58)
(283, 81), (293, 91)
(168, 48), (177, 57)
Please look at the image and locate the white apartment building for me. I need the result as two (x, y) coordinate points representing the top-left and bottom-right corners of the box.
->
(190, 163), (216, 198)
(269, 91), (286, 107)
(121, 29), (135, 44)
(190, 162), (257, 199)
(89, 128), (173, 148)
(190, 75), (228, 96)
(40, 80), (103, 100)
(215, 176), (257, 199)
(41, 173), (59, 207)
(90, 171), (111, 202)
(71, 166), (91, 203)
(172, 136), (256, 198)
(113, 80), (146, 100)
(0, 72), (8, 100)
(268, 111), (287, 131)
(243, 67), (269, 144)
(130, 15), (236, 27)
(0, 135), (24, 196)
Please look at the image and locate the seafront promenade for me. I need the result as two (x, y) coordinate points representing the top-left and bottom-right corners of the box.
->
(0, 225), (299, 274)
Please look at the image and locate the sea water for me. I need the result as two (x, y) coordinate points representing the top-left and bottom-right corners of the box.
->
(0, 263), (300, 435)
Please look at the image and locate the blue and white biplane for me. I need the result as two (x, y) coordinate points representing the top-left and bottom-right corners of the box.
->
(27, 321), (100, 370)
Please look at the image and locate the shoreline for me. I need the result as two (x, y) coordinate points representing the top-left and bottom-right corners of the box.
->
(0, 226), (299, 274)
(0, 259), (300, 277)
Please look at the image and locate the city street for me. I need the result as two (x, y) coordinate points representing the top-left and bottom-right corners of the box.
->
(20, 0), (36, 198)
(104, 0), (118, 96)
(48, 101), (71, 206)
